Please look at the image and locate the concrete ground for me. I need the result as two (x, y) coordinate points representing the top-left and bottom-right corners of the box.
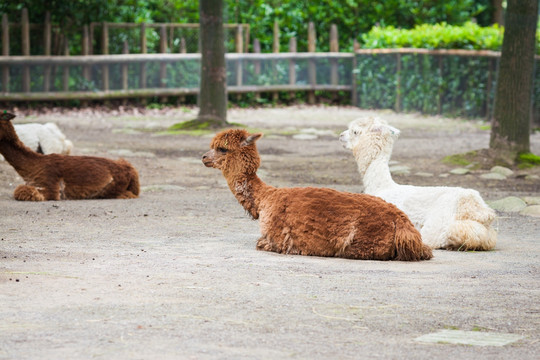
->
(1, 106), (539, 359)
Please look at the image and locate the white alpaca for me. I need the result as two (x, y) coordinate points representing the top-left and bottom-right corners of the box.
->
(339, 117), (497, 251)
(14, 123), (73, 155)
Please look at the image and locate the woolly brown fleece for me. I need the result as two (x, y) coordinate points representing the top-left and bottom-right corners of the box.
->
(203, 129), (432, 261)
(0, 112), (139, 201)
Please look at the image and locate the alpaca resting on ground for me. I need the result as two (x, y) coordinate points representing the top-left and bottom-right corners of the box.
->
(15, 122), (73, 155)
(0, 122), (72, 161)
(202, 129), (432, 261)
(0, 111), (139, 201)
(339, 117), (496, 251)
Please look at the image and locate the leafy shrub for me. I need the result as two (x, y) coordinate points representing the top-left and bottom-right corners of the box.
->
(361, 22), (504, 51)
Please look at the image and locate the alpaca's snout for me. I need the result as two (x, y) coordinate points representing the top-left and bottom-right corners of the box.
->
(339, 131), (352, 149)
(202, 150), (214, 167)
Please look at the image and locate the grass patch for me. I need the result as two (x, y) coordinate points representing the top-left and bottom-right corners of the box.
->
(442, 151), (477, 166)
(443, 325), (460, 330)
(478, 124), (491, 131)
(471, 325), (489, 332)
(167, 119), (245, 133)
(517, 152), (540, 169)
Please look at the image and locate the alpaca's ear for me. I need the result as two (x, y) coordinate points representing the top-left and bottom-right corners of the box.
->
(385, 125), (400, 137)
(0, 111), (16, 121)
(371, 124), (400, 137)
(242, 133), (263, 146)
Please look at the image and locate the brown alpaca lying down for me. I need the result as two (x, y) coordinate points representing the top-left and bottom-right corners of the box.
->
(0, 111), (139, 201)
(202, 129), (432, 261)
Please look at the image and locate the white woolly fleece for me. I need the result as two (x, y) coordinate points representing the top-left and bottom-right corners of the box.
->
(340, 117), (497, 251)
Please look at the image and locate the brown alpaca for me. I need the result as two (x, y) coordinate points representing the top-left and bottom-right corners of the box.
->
(0, 112), (139, 201)
(202, 129), (432, 261)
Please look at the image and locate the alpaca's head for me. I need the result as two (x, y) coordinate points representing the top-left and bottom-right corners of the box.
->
(0, 111), (17, 141)
(202, 129), (263, 176)
(339, 117), (401, 174)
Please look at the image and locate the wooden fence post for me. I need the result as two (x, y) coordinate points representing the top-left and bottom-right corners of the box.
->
(272, 20), (280, 101)
(437, 55), (442, 114)
(253, 39), (261, 100)
(244, 25), (250, 53)
(486, 58), (493, 121)
(180, 37), (186, 53)
(178, 38), (186, 104)
(62, 36), (69, 92)
(102, 22), (109, 91)
(289, 37), (297, 100)
(21, 8), (30, 92)
(159, 25), (168, 103)
(169, 26), (174, 51)
(2, 14), (9, 93)
(330, 24), (339, 86)
(43, 12), (51, 92)
(89, 23), (94, 55)
(307, 21), (316, 104)
(351, 39), (360, 106)
(253, 39), (261, 74)
(82, 25), (90, 81)
(395, 53), (401, 112)
(236, 25), (243, 100)
(81, 24), (90, 106)
(139, 22), (147, 105)
(122, 41), (129, 105)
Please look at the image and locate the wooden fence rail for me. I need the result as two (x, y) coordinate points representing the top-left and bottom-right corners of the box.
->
(0, 52), (354, 102)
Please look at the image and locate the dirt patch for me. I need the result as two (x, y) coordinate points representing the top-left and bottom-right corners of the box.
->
(0, 106), (539, 359)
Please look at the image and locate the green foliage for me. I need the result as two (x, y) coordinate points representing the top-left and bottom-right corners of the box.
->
(518, 152), (540, 168)
(354, 22), (540, 119)
(1, 1), (496, 55)
(361, 22), (504, 51)
(234, 0), (491, 53)
(355, 52), (502, 118)
(442, 152), (475, 166)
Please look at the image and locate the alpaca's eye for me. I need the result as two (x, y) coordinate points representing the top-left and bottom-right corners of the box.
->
(217, 147), (228, 153)
(353, 130), (359, 135)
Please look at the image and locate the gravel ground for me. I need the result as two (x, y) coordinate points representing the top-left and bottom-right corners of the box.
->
(0, 106), (539, 359)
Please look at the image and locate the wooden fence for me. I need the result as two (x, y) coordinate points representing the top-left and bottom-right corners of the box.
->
(1, 9), (538, 122)
(1, 9), (250, 56)
(0, 52), (353, 102)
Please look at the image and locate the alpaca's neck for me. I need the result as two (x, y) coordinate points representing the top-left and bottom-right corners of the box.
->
(0, 130), (42, 179)
(354, 144), (398, 194)
(226, 173), (273, 219)
(362, 157), (397, 194)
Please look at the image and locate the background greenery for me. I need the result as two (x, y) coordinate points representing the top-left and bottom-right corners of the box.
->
(1, 0), (538, 122)
(1, 0), (497, 55)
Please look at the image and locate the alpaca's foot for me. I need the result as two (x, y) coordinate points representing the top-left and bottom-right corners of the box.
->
(256, 236), (275, 252)
(117, 191), (138, 199)
(14, 185), (46, 201)
(444, 220), (497, 251)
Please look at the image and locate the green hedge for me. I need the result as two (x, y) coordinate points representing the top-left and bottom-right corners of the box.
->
(355, 53), (499, 118)
(361, 21), (540, 54)
(355, 22), (540, 121)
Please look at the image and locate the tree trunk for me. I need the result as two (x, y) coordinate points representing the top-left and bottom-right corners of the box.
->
(489, 0), (538, 158)
(491, 0), (504, 25)
(197, 0), (228, 126)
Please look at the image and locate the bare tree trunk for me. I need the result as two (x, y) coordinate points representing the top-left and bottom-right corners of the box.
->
(492, 0), (504, 25)
(197, 0), (228, 126)
(489, 0), (538, 158)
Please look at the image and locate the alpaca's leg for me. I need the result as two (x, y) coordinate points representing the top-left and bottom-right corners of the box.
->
(14, 185), (46, 201)
(126, 171), (140, 197)
(256, 235), (287, 253)
(456, 194), (496, 226)
(419, 215), (450, 249)
(256, 235), (274, 252)
(116, 191), (138, 199)
(445, 220), (497, 251)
